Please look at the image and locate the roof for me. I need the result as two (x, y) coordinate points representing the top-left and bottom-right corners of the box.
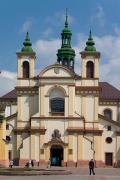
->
(0, 82), (120, 101)
(0, 89), (17, 100)
(99, 82), (120, 101)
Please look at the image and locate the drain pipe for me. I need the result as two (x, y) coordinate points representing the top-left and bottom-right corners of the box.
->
(75, 112), (95, 161)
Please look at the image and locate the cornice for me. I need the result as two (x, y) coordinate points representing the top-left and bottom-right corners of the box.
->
(75, 86), (100, 95)
(16, 52), (36, 59)
(13, 127), (46, 134)
(80, 51), (100, 58)
(67, 127), (103, 135)
(16, 86), (38, 95)
(31, 116), (84, 120)
(99, 99), (120, 104)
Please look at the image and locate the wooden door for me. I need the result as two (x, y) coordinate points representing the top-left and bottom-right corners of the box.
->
(105, 153), (113, 166)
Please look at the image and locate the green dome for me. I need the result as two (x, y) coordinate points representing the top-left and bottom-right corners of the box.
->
(85, 30), (96, 52)
(21, 32), (33, 52)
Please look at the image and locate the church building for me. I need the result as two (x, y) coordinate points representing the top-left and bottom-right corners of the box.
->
(0, 15), (120, 167)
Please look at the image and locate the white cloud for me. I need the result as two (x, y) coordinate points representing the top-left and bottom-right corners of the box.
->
(0, 71), (17, 96)
(90, 5), (106, 27)
(20, 18), (33, 33)
(33, 39), (61, 71)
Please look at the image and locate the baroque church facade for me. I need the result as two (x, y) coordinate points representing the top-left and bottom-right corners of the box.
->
(0, 15), (120, 167)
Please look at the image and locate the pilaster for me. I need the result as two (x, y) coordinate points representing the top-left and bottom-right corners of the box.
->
(30, 134), (35, 159)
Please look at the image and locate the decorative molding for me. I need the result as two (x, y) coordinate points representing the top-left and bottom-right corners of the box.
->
(76, 86), (100, 91)
(67, 127), (103, 135)
(39, 76), (75, 80)
(80, 51), (100, 58)
(44, 129), (68, 147)
(82, 78), (99, 80)
(13, 127), (46, 134)
(16, 86), (38, 95)
(16, 52), (36, 58)
(99, 100), (119, 105)
(17, 77), (38, 80)
(31, 116), (84, 120)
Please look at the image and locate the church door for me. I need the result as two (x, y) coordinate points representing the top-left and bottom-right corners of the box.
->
(50, 145), (63, 166)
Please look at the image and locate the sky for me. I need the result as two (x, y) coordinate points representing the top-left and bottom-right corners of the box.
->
(0, 0), (120, 95)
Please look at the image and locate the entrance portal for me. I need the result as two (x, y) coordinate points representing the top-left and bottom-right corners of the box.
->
(50, 145), (63, 166)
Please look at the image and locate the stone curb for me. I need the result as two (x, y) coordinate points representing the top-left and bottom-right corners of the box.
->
(0, 170), (72, 176)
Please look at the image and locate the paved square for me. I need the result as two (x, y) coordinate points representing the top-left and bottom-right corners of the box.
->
(0, 168), (120, 180)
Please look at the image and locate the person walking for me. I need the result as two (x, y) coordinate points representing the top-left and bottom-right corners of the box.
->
(9, 160), (13, 168)
(28, 159), (32, 168)
(89, 159), (95, 175)
(47, 158), (51, 168)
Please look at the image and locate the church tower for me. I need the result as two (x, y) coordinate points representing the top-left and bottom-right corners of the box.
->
(17, 32), (36, 79)
(57, 13), (75, 70)
(80, 31), (100, 85)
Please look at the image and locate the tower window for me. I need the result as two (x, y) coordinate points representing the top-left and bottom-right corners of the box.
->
(23, 61), (30, 78)
(104, 109), (112, 120)
(86, 61), (94, 78)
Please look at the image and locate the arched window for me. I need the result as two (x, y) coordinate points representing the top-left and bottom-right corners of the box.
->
(23, 61), (29, 78)
(49, 88), (65, 115)
(86, 61), (94, 78)
(104, 109), (112, 119)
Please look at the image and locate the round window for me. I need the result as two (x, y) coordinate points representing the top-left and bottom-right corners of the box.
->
(106, 137), (112, 144)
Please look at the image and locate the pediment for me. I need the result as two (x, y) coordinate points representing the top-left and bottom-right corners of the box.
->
(39, 64), (75, 78)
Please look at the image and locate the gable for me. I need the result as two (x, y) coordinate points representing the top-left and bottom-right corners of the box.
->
(39, 64), (75, 78)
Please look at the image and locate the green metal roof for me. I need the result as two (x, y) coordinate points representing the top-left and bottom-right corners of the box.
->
(21, 32), (33, 52)
(84, 30), (96, 52)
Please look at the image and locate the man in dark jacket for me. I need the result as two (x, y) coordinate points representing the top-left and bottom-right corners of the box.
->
(89, 159), (95, 175)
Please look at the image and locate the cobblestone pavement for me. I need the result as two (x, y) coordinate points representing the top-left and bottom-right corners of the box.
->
(0, 167), (120, 180)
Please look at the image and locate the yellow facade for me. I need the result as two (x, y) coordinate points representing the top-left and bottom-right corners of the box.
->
(0, 116), (8, 167)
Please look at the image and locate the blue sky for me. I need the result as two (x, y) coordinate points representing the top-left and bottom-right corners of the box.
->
(0, 0), (120, 95)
